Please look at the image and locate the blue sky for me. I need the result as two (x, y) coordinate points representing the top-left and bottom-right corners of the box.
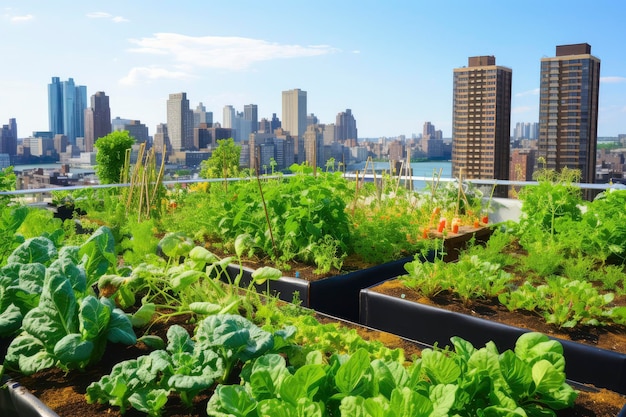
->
(2, 0), (625, 140)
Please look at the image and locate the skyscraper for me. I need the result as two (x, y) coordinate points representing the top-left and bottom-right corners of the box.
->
(537, 43), (600, 184)
(452, 56), (512, 185)
(335, 109), (358, 145)
(244, 104), (258, 133)
(0, 118), (17, 157)
(193, 103), (213, 128)
(167, 93), (194, 151)
(222, 105), (235, 129)
(84, 91), (111, 152)
(282, 89), (307, 139)
(48, 77), (87, 148)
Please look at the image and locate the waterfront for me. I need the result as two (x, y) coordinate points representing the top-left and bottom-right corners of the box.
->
(346, 160), (452, 190)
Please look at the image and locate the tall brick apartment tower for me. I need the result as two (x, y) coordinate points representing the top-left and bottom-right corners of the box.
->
(452, 56), (512, 193)
(536, 43), (600, 185)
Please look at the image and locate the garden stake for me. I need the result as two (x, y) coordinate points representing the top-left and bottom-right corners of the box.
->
(255, 162), (277, 259)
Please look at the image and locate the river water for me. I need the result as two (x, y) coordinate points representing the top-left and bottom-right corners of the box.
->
(346, 160), (453, 190)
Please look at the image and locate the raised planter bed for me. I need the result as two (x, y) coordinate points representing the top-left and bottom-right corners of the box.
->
(225, 255), (415, 322)
(360, 282), (626, 395)
(0, 378), (60, 417)
(222, 226), (493, 322)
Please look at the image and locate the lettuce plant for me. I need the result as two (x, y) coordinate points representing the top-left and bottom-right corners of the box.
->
(86, 314), (295, 416)
(207, 332), (575, 417)
(2, 226), (135, 375)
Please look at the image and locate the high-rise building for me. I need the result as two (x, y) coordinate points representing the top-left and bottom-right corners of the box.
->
(153, 123), (170, 157)
(303, 124), (325, 169)
(270, 113), (281, 133)
(244, 104), (258, 133)
(167, 93), (194, 151)
(335, 109), (358, 144)
(423, 122), (436, 139)
(194, 103), (213, 128)
(536, 43), (600, 184)
(84, 91), (112, 152)
(222, 105), (235, 129)
(121, 120), (149, 144)
(48, 77), (87, 148)
(452, 56), (512, 186)
(282, 89), (307, 139)
(0, 118), (18, 157)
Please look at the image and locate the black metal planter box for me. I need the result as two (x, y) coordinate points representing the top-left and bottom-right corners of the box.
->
(225, 255), (416, 322)
(0, 378), (60, 417)
(360, 284), (626, 395)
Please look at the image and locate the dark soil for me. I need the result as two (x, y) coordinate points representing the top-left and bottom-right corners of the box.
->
(371, 279), (626, 354)
(7, 311), (626, 417)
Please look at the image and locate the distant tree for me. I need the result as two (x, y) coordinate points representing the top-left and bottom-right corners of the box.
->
(0, 166), (16, 206)
(200, 138), (241, 179)
(94, 131), (135, 184)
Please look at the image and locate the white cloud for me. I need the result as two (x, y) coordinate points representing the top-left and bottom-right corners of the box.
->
(601, 76), (626, 84)
(8, 14), (34, 23)
(127, 33), (339, 71)
(87, 11), (129, 23)
(119, 66), (193, 86)
(87, 11), (111, 19)
(515, 88), (539, 97)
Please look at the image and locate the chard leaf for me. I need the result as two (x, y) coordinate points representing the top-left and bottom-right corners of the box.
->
(189, 301), (222, 316)
(234, 233), (253, 258)
(249, 354), (289, 400)
(16, 262), (46, 294)
(279, 364), (326, 406)
(24, 271), (77, 344)
(429, 384), (457, 417)
(334, 349), (374, 397)
(79, 226), (117, 285)
(49, 255), (87, 293)
(5, 334), (54, 375)
(189, 246), (218, 266)
(257, 398), (297, 417)
(158, 232), (194, 260)
(53, 333), (94, 366)
(106, 307), (137, 345)
(168, 374), (215, 391)
(128, 388), (170, 417)
(131, 302), (156, 327)
(451, 336), (477, 362)
(338, 396), (366, 417)
(79, 295), (111, 340)
(197, 314), (273, 362)
(531, 360), (564, 394)
(137, 335), (165, 350)
(371, 359), (409, 398)
(8, 237), (57, 265)
(538, 384), (577, 410)
(467, 348), (501, 380)
(206, 384), (257, 416)
(514, 333), (563, 365)
(0, 303), (22, 337)
(420, 349), (461, 385)
(166, 325), (194, 355)
(251, 266), (282, 285)
(389, 386), (433, 417)
(136, 350), (171, 383)
(498, 350), (532, 399)
(171, 270), (204, 291)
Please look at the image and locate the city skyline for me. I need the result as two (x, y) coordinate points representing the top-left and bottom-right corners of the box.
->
(2, 1), (626, 139)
